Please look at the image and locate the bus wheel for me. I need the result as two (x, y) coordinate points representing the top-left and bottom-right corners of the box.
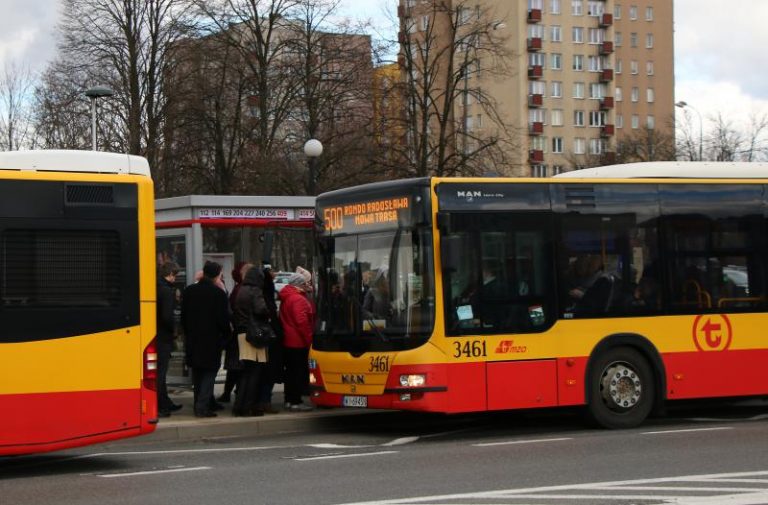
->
(587, 347), (654, 429)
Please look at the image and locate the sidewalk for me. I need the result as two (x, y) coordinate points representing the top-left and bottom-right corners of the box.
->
(148, 380), (373, 443)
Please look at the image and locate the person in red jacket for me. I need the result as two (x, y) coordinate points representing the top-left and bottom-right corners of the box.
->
(279, 272), (314, 411)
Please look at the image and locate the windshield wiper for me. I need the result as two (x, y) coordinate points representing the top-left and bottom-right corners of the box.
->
(347, 292), (389, 342)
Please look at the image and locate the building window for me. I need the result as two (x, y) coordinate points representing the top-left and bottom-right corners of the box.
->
(647, 88), (655, 103)
(529, 52), (545, 67)
(551, 53), (562, 70)
(614, 4), (621, 18)
(529, 24), (545, 39)
(615, 32), (623, 47)
(574, 137), (586, 154)
(631, 114), (640, 129)
(629, 5), (637, 20)
(573, 81), (585, 98)
(615, 87), (622, 101)
(588, 55), (603, 72)
(572, 26), (584, 43)
(616, 114), (624, 128)
(572, 0), (583, 15)
(631, 87), (639, 102)
(589, 110), (606, 127)
(588, 28), (604, 44)
(531, 136), (547, 151)
(421, 15), (430, 31)
(551, 81), (563, 97)
(551, 109), (564, 126)
(551, 0), (561, 14)
(587, 1), (604, 16)
(646, 33), (654, 48)
(552, 137), (564, 153)
(647, 61), (655, 75)
(647, 115), (655, 129)
(530, 108), (546, 124)
(589, 138), (604, 155)
(589, 82), (605, 99)
(645, 6), (653, 20)
(630, 60), (638, 74)
(532, 165), (548, 178)
(630, 32), (638, 48)
(552, 165), (564, 175)
(529, 80), (546, 95)
(616, 58), (623, 74)
(573, 54), (584, 71)
(551, 25), (562, 42)
(574, 110), (585, 127)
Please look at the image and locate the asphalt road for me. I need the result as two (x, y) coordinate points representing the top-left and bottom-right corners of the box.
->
(2, 400), (768, 505)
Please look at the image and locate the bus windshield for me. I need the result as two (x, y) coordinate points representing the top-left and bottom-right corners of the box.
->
(314, 227), (434, 352)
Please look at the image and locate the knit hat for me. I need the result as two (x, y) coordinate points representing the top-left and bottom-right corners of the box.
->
(296, 266), (312, 283)
(286, 272), (306, 287)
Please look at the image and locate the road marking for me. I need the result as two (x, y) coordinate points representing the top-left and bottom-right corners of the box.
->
(75, 445), (289, 458)
(473, 437), (572, 447)
(641, 427), (732, 435)
(383, 437), (420, 446)
(295, 450), (398, 461)
(97, 466), (210, 478)
(336, 469), (768, 505)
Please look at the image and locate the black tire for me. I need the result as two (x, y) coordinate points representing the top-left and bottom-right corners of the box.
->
(586, 347), (655, 429)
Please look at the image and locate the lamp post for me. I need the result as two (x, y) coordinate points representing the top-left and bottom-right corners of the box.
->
(675, 100), (703, 161)
(85, 85), (114, 151)
(303, 138), (323, 195)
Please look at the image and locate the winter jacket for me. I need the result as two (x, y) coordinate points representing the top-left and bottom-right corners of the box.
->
(181, 278), (231, 370)
(233, 267), (269, 333)
(279, 285), (314, 349)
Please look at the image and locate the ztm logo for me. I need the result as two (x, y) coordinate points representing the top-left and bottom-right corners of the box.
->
(692, 314), (733, 351)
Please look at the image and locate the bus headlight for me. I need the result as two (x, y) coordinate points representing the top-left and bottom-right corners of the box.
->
(309, 371), (317, 385)
(399, 374), (426, 387)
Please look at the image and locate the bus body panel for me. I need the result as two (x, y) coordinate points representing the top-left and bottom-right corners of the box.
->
(0, 157), (156, 455)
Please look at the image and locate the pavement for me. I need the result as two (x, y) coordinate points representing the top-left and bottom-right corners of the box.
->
(149, 380), (373, 443)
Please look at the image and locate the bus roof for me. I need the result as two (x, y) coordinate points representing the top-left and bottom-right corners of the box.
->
(552, 161), (768, 179)
(0, 150), (151, 177)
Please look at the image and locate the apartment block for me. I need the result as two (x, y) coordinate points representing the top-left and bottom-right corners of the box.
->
(398, 0), (674, 176)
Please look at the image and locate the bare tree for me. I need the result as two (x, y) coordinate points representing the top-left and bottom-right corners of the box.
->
(616, 124), (676, 163)
(391, 0), (518, 177)
(0, 62), (35, 151)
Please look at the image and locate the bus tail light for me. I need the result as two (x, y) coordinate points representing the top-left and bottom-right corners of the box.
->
(143, 339), (158, 391)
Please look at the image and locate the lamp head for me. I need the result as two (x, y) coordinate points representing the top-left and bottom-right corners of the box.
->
(304, 138), (323, 158)
(85, 85), (114, 99)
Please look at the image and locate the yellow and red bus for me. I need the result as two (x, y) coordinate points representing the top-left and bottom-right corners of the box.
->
(310, 162), (768, 428)
(0, 150), (158, 455)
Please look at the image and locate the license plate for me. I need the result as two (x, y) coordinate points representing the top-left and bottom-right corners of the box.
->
(342, 395), (367, 408)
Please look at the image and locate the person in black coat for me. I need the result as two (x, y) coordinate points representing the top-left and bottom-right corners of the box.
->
(156, 261), (181, 417)
(181, 261), (231, 417)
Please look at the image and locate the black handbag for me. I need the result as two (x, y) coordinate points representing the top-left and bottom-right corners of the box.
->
(245, 317), (275, 348)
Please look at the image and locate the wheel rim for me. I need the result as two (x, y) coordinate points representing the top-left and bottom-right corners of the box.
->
(599, 361), (642, 412)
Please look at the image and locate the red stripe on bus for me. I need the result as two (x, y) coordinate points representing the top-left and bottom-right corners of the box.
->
(0, 388), (156, 456)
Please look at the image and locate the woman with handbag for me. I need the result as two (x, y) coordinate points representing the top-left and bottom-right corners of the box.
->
(232, 266), (271, 416)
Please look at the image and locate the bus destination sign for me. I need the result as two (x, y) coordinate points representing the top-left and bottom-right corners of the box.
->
(320, 196), (411, 234)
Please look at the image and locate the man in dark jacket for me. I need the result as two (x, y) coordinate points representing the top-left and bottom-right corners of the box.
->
(181, 261), (231, 417)
(157, 261), (181, 417)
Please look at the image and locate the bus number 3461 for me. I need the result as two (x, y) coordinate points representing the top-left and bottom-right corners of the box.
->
(453, 340), (488, 359)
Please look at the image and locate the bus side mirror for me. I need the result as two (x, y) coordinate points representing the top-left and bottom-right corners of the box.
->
(441, 235), (461, 273)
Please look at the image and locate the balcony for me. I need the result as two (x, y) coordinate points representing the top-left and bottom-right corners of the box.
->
(527, 37), (543, 52)
(599, 96), (614, 109)
(599, 41), (614, 55)
(529, 149), (545, 163)
(528, 65), (543, 79)
(527, 8), (542, 23)
(601, 124), (615, 137)
(599, 68), (614, 82)
(528, 94), (543, 107)
(529, 122), (544, 135)
(600, 13), (613, 27)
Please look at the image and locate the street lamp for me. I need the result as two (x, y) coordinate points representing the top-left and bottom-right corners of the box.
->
(303, 138), (323, 195)
(675, 100), (703, 161)
(85, 85), (114, 151)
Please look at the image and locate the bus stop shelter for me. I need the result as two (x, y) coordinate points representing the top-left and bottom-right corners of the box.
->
(155, 195), (316, 289)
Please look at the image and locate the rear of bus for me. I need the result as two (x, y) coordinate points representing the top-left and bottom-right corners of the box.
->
(0, 151), (157, 456)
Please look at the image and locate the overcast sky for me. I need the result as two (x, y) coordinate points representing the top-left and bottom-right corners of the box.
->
(1, 0), (767, 131)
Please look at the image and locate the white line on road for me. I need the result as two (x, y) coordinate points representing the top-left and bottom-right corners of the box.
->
(97, 466), (211, 478)
(472, 437), (572, 447)
(74, 445), (290, 458)
(295, 451), (398, 461)
(382, 437), (420, 446)
(641, 427), (733, 435)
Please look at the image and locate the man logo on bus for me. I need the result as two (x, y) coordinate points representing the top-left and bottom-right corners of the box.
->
(692, 314), (733, 351)
(457, 191), (482, 199)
